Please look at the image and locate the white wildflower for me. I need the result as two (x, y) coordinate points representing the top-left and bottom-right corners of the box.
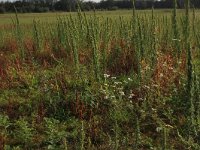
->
(104, 74), (110, 78)
(172, 38), (181, 42)
(138, 98), (143, 101)
(128, 78), (133, 81)
(156, 127), (162, 132)
(152, 108), (157, 112)
(145, 66), (150, 70)
(101, 90), (106, 94)
(128, 93), (135, 99)
(152, 84), (159, 87)
(144, 85), (150, 89)
(114, 82), (122, 85)
(111, 95), (115, 99)
(104, 96), (109, 99)
(119, 91), (125, 96)
(165, 124), (174, 129)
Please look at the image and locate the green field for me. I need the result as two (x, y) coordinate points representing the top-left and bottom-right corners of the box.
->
(0, 8), (200, 149)
(1, 9), (200, 25)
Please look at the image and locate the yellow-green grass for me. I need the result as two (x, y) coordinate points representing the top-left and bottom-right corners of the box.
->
(1, 9), (200, 25)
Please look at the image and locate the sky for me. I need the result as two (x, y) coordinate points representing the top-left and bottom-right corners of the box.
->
(0, 0), (163, 2)
(0, 0), (101, 2)
(0, 0), (102, 3)
(0, 0), (162, 2)
(1, 0), (164, 3)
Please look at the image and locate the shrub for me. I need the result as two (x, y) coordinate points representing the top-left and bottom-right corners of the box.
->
(0, 7), (6, 14)
(109, 6), (118, 11)
(43, 7), (49, 12)
(34, 6), (49, 13)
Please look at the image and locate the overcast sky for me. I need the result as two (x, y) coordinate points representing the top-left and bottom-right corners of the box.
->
(0, 0), (101, 2)
(0, 0), (100, 2)
(0, 0), (110, 2)
(0, 0), (162, 2)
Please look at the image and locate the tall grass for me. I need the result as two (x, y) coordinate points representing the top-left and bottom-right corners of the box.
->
(13, 6), (25, 59)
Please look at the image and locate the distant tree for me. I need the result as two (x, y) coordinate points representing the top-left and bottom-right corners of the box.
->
(54, 0), (77, 11)
(191, 0), (200, 8)
(0, 7), (6, 13)
(1, 0), (199, 13)
(81, 1), (96, 11)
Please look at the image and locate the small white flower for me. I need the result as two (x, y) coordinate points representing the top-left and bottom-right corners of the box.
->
(104, 96), (109, 99)
(130, 100), (133, 103)
(159, 73), (164, 77)
(104, 83), (108, 86)
(101, 90), (106, 94)
(119, 91), (125, 96)
(152, 108), (157, 112)
(114, 82), (122, 85)
(111, 77), (116, 80)
(111, 95), (115, 99)
(152, 84), (159, 87)
(104, 74), (110, 78)
(165, 124), (174, 129)
(172, 38), (181, 42)
(156, 127), (162, 132)
(144, 85), (150, 89)
(138, 98), (143, 101)
(128, 78), (133, 81)
(128, 93), (135, 99)
(145, 66), (150, 70)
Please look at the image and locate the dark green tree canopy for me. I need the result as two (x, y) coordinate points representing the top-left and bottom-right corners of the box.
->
(0, 0), (200, 13)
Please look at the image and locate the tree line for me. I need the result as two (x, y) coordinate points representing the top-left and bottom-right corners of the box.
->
(0, 0), (200, 14)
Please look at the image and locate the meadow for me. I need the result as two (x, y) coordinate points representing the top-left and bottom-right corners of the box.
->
(0, 6), (200, 150)
(1, 9), (200, 25)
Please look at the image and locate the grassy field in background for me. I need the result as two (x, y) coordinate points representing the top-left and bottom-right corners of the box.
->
(1, 9), (200, 25)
